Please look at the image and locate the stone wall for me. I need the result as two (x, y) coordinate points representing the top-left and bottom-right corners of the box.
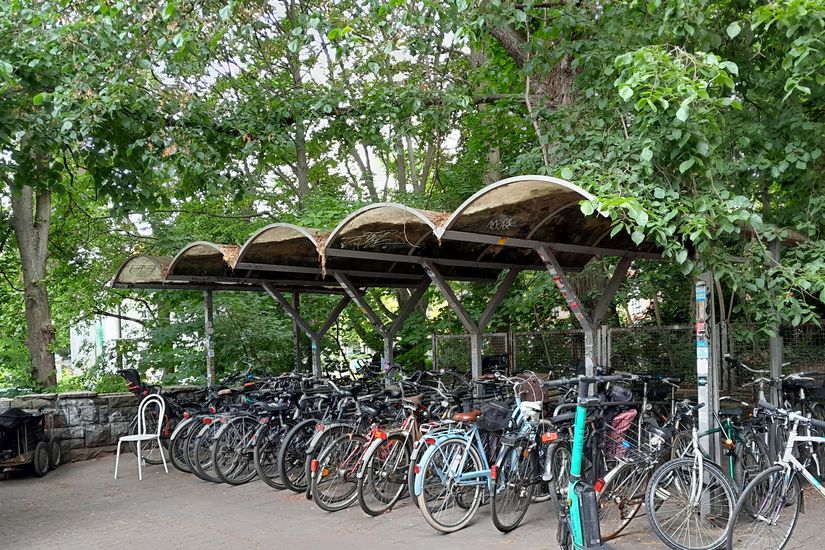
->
(0, 388), (197, 463)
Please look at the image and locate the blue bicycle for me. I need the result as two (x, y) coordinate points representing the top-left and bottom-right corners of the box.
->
(412, 372), (543, 533)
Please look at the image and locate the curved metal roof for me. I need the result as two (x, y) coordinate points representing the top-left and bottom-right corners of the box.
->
(110, 174), (662, 292)
(167, 242), (240, 279)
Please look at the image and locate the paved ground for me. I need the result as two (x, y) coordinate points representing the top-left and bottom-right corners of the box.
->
(1, 458), (822, 549)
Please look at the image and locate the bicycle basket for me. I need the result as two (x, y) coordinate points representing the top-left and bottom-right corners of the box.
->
(647, 382), (671, 401)
(477, 399), (512, 432)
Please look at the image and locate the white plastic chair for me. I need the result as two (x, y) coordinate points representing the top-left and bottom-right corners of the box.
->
(114, 394), (168, 480)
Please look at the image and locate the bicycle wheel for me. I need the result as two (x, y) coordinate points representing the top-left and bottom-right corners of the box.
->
(491, 444), (538, 533)
(726, 465), (801, 550)
(733, 430), (770, 492)
(670, 430), (692, 460)
(358, 434), (410, 516)
(277, 419), (317, 493)
(212, 416), (258, 485)
(415, 436), (484, 534)
(646, 457), (735, 550)
(191, 422), (222, 483)
(169, 417), (198, 473)
(311, 433), (368, 512)
(597, 461), (650, 541)
(547, 442), (572, 492)
(253, 422), (287, 490)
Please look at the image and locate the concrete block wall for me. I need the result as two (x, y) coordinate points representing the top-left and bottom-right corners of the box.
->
(0, 387), (197, 462)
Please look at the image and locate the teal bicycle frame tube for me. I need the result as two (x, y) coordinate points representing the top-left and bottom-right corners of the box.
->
(568, 392), (589, 548)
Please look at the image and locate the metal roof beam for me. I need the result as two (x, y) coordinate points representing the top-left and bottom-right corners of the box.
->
(324, 248), (545, 272)
(262, 282), (351, 376)
(439, 230), (663, 260)
(592, 257), (633, 326)
(236, 262), (424, 281)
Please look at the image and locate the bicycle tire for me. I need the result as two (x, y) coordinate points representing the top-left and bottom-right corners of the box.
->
(169, 417), (198, 473)
(212, 416), (258, 485)
(726, 465), (801, 550)
(311, 433), (368, 512)
(277, 419), (318, 493)
(646, 457), (735, 550)
(253, 422), (288, 490)
(191, 422), (222, 483)
(597, 461), (650, 541)
(357, 434), (410, 516)
(415, 436), (484, 534)
(491, 444), (538, 533)
(733, 430), (770, 492)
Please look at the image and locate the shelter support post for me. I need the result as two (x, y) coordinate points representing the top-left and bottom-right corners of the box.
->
(695, 273), (721, 464)
(292, 291), (302, 372)
(422, 260), (520, 379)
(535, 248), (630, 375)
(262, 283), (350, 376)
(334, 274), (429, 369)
(204, 290), (216, 385)
(769, 239), (783, 405)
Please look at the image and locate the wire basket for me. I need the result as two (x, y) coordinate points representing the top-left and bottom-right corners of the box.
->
(603, 412), (672, 464)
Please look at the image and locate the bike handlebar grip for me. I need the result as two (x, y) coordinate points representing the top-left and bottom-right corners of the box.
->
(811, 417), (825, 430)
(694, 402), (705, 410)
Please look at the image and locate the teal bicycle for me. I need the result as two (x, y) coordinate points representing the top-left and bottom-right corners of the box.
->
(546, 373), (629, 550)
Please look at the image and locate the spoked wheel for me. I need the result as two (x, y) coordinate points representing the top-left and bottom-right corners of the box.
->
(311, 434), (368, 512)
(727, 465), (801, 550)
(597, 461), (650, 541)
(212, 416), (258, 485)
(646, 457), (735, 550)
(358, 434), (410, 516)
(254, 422), (288, 490)
(415, 437), (484, 534)
(733, 431), (770, 493)
(491, 444), (538, 533)
(190, 422), (222, 483)
(277, 420), (317, 493)
(170, 419), (199, 473)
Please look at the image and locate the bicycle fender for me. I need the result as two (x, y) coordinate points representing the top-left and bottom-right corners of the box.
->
(356, 438), (385, 479)
(170, 416), (195, 441)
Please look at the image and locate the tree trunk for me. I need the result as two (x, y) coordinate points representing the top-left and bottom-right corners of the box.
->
(395, 134), (407, 193)
(286, 0), (310, 198)
(10, 185), (56, 387)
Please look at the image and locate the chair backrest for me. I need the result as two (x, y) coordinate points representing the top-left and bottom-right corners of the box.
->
(137, 394), (166, 437)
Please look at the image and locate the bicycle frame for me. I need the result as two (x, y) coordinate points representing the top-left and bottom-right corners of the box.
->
(778, 420), (825, 496)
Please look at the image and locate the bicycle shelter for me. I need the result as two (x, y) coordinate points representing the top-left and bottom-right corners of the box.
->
(110, 175), (697, 388)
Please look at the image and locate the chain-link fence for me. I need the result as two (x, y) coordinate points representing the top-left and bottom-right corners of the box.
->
(433, 323), (825, 382)
(609, 325), (696, 381)
(512, 330), (584, 376)
(432, 332), (508, 371)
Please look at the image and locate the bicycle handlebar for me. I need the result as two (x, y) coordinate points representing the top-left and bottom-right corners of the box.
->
(758, 399), (825, 430)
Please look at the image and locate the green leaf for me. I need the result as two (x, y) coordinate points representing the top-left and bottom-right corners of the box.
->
(640, 147), (653, 162)
(679, 260), (694, 275)
(696, 141), (709, 156)
(32, 93), (44, 105)
(631, 231), (645, 246)
(560, 167), (574, 180)
(162, 1), (176, 20)
(580, 201), (595, 216)
(726, 21), (741, 39)
(675, 249), (688, 264)
(679, 158), (695, 173)
(618, 86), (634, 101)
(653, 187), (666, 199)
(675, 104), (690, 122)
(219, 5), (232, 20)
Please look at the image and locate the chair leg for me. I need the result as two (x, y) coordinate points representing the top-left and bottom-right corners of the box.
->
(114, 440), (122, 480)
(137, 440), (143, 481)
(158, 436), (169, 473)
